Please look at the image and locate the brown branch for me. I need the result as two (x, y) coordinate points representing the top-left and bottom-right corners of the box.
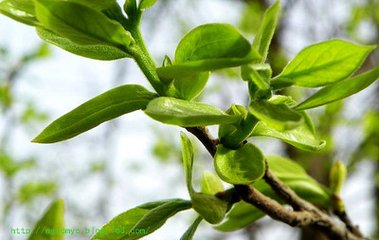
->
(185, 126), (365, 240)
(334, 209), (365, 238)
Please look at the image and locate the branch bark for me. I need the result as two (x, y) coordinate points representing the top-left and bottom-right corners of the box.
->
(186, 126), (366, 240)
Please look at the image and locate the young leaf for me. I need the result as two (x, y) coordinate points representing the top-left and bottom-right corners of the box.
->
(271, 40), (375, 88)
(92, 199), (191, 240)
(329, 160), (347, 195)
(174, 71), (210, 100)
(249, 99), (303, 131)
(201, 171), (224, 195)
(250, 112), (325, 151)
(0, 0), (39, 26)
(156, 23), (261, 79)
(34, 0), (133, 47)
(64, 0), (119, 12)
(33, 85), (157, 143)
(294, 66), (379, 110)
(139, 0), (157, 10)
(214, 143), (265, 184)
(180, 216), (203, 240)
(252, 0), (280, 62)
(180, 133), (195, 194)
(36, 27), (130, 60)
(29, 199), (65, 240)
(191, 193), (228, 224)
(144, 97), (239, 127)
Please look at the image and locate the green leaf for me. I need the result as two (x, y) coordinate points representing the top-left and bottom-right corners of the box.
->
(124, 0), (138, 19)
(214, 143), (265, 184)
(241, 66), (271, 100)
(34, 0), (133, 47)
(250, 112), (325, 151)
(191, 193), (228, 224)
(180, 133), (195, 194)
(174, 71), (210, 100)
(271, 40), (375, 88)
(18, 182), (56, 203)
(294, 66), (379, 110)
(201, 171), (224, 195)
(33, 85), (157, 143)
(64, 0), (119, 11)
(252, 0), (280, 62)
(249, 99), (303, 131)
(216, 155), (331, 231)
(0, 0), (39, 26)
(180, 216), (202, 240)
(157, 23), (260, 79)
(36, 27), (130, 60)
(29, 199), (65, 240)
(215, 201), (264, 232)
(139, 0), (157, 10)
(144, 97), (239, 127)
(92, 199), (191, 240)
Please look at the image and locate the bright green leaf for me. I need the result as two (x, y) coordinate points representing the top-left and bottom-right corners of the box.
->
(250, 112), (325, 151)
(295, 66), (379, 110)
(157, 23), (260, 79)
(139, 0), (157, 10)
(92, 199), (191, 240)
(124, 0), (138, 19)
(36, 27), (130, 60)
(34, 0), (133, 47)
(33, 85), (157, 143)
(174, 71), (210, 100)
(252, 0), (280, 62)
(271, 40), (375, 88)
(0, 0), (39, 26)
(180, 216), (202, 240)
(29, 199), (65, 240)
(180, 133), (195, 194)
(201, 171), (224, 195)
(214, 143), (265, 184)
(64, 0), (118, 11)
(191, 192), (228, 224)
(18, 182), (56, 203)
(249, 99), (303, 131)
(144, 97), (239, 127)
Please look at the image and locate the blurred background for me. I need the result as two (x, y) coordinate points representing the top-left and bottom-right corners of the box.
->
(0, 0), (378, 239)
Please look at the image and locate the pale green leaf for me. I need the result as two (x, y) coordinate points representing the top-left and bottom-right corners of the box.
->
(34, 0), (133, 47)
(92, 199), (191, 240)
(250, 112), (325, 151)
(144, 97), (239, 127)
(252, 0), (280, 62)
(214, 143), (265, 184)
(0, 0), (39, 26)
(180, 133), (195, 194)
(174, 71), (210, 100)
(271, 40), (375, 88)
(201, 171), (224, 195)
(139, 0), (157, 10)
(180, 217), (202, 240)
(249, 99), (302, 131)
(33, 85), (157, 143)
(295, 66), (379, 110)
(329, 160), (347, 194)
(29, 199), (65, 240)
(36, 27), (130, 60)
(191, 193), (228, 224)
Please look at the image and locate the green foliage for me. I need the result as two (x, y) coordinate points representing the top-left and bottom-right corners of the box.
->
(29, 199), (65, 240)
(1, 0), (377, 238)
(329, 160), (347, 195)
(33, 85), (156, 143)
(214, 144), (265, 184)
(144, 97), (239, 126)
(271, 40), (375, 88)
(92, 199), (191, 240)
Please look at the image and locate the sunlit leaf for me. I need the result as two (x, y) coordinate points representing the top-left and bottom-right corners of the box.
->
(29, 199), (65, 240)
(174, 72), (210, 100)
(0, 0), (39, 26)
(92, 199), (191, 240)
(191, 192), (228, 224)
(34, 0), (133, 47)
(252, 0), (280, 62)
(295, 66), (379, 110)
(271, 40), (375, 88)
(37, 27), (130, 60)
(180, 133), (195, 194)
(214, 143), (265, 184)
(144, 97), (239, 127)
(250, 112), (325, 151)
(201, 171), (224, 195)
(33, 85), (157, 143)
(18, 182), (56, 203)
(139, 0), (157, 10)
